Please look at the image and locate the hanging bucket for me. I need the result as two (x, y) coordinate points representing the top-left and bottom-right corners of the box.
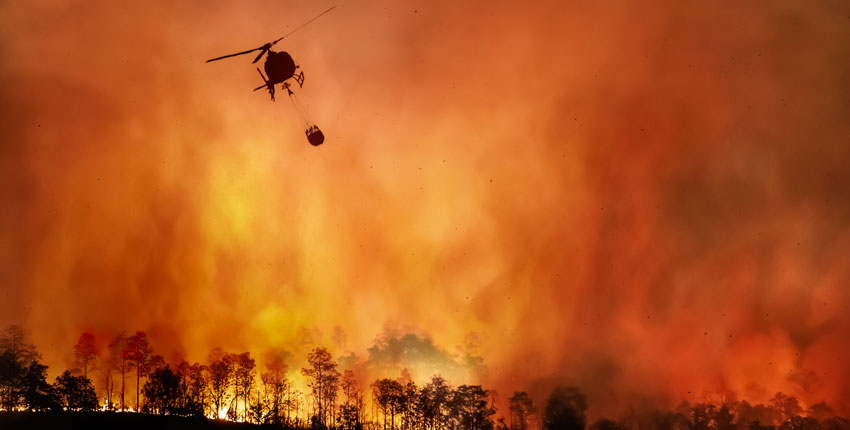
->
(306, 125), (324, 146)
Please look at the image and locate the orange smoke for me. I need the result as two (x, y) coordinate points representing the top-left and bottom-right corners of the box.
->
(1, 0), (849, 420)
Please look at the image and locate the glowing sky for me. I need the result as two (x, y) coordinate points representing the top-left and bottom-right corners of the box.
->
(1, 0), (849, 418)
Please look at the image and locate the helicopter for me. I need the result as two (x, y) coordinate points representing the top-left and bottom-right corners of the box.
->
(206, 6), (334, 146)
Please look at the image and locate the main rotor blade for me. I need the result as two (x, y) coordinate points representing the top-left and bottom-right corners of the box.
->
(270, 6), (336, 46)
(206, 45), (266, 63)
(206, 6), (334, 63)
(257, 68), (268, 83)
(252, 46), (270, 63)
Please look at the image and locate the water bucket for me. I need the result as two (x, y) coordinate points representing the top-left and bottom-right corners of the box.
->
(306, 125), (324, 146)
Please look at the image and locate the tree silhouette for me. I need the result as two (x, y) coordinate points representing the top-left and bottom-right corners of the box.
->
(149, 354), (166, 373)
(715, 404), (737, 430)
(176, 360), (208, 417)
(208, 347), (235, 419)
(3, 327), (850, 430)
(143, 365), (182, 415)
(261, 354), (289, 425)
(247, 385), (266, 424)
(0, 325), (41, 365)
(0, 325), (42, 411)
(339, 370), (364, 430)
(543, 386), (587, 430)
(373, 378), (403, 430)
(821, 417), (850, 430)
(339, 369), (366, 430)
(769, 392), (817, 430)
(108, 332), (129, 411)
(54, 370), (98, 411)
(452, 385), (495, 430)
(302, 347), (341, 429)
(691, 403), (716, 430)
(0, 350), (23, 410)
(123, 331), (152, 411)
(398, 371), (418, 430)
(421, 375), (452, 430)
(20, 360), (59, 411)
(99, 349), (115, 410)
(509, 391), (536, 430)
(807, 402), (835, 421)
(736, 400), (781, 428)
(72, 332), (99, 380)
(233, 352), (256, 422)
(771, 393), (803, 423)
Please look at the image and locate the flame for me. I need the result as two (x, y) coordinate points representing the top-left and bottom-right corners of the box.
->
(0, 0), (849, 419)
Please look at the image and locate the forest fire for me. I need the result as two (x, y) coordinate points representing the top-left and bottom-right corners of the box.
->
(1, 0), (850, 429)
(0, 324), (848, 430)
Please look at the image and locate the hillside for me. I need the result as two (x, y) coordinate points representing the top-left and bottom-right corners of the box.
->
(0, 412), (276, 430)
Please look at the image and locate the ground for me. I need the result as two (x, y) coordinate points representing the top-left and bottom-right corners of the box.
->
(0, 411), (276, 430)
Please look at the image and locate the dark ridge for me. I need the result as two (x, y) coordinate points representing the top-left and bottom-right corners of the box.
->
(0, 411), (275, 430)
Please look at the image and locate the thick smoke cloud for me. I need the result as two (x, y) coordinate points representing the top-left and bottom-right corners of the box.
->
(1, 0), (849, 419)
(365, 330), (486, 384)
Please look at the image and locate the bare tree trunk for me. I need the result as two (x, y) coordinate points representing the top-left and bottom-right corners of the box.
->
(105, 370), (112, 409)
(136, 361), (140, 411)
(121, 359), (125, 411)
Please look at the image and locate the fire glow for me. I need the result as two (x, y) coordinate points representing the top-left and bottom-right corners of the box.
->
(1, 0), (849, 423)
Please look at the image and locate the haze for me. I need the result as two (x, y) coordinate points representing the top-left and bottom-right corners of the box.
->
(1, 0), (849, 418)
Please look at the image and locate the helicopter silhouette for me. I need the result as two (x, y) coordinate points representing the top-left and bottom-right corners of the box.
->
(206, 6), (334, 146)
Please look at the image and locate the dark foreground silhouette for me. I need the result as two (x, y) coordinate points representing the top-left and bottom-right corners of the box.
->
(0, 411), (274, 430)
(2, 325), (848, 430)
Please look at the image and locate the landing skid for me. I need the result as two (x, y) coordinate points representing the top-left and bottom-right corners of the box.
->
(293, 71), (305, 87)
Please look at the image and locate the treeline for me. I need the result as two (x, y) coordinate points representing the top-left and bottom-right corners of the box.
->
(598, 394), (850, 430)
(0, 325), (848, 430)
